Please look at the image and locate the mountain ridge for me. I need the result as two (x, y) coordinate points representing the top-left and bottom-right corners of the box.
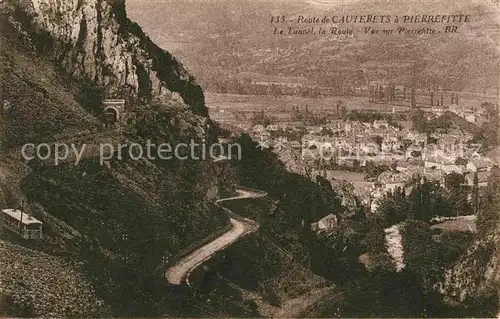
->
(8, 0), (208, 117)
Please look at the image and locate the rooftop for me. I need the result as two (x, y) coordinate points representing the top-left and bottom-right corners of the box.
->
(378, 170), (411, 184)
(2, 209), (42, 225)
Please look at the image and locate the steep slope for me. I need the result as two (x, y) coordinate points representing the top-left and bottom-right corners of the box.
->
(0, 17), (102, 146)
(437, 225), (499, 316)
(0, 240), (109, 317)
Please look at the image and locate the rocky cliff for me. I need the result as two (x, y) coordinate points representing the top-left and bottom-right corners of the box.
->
(437, 221), (500, 315)
(437, 173), (500, 315)
(7, 0), (207, 117)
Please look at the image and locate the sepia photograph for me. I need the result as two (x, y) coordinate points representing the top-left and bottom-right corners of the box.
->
(0, 0), (499, 317)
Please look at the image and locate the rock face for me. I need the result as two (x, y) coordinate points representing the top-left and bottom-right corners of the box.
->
(437, 223), (500, 313)
(8, 0), (207, 117)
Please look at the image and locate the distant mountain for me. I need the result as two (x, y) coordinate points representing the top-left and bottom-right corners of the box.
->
(127, 0), (500, 94)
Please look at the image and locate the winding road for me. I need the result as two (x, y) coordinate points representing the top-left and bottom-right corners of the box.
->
(165, 187), (266, 285)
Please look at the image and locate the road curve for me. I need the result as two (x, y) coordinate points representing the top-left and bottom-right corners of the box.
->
(165, 187), (266, 285)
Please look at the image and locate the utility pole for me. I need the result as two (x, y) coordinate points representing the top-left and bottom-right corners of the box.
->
(18, 199), (27, 237)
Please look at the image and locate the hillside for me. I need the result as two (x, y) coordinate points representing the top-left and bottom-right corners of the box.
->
(0, 1), (344, 317)
(438, 171), (500, 314)
(0, 0), (231, 316)
(1, 0), (499, 317)
(127, 0), (500, 94)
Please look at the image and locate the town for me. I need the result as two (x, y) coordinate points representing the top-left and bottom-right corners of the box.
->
(209, 81), (499, 216)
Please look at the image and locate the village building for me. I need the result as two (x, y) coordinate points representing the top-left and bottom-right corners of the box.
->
(266, 124), (279, 132)
(373, 120), (389, 129)
(252, 124), (265, 133)
(290, 140), (302, 149)
(378, 170), (410, 193)
(424, 156), (464, 174)
(396, 160), (411, 172)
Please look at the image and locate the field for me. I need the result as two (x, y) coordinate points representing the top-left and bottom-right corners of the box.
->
(325, 170), (365, 181)
(430, 219), (477, 233)
(0, 239), (108, 317)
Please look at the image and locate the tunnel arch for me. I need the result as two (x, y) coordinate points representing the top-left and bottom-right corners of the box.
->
(104, 106), (120, 123)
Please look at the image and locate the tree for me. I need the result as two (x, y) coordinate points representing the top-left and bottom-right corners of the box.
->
(340, 105), (348, 119)
(371, 135), (383, 149)
(0, 110), (7, 148)
(476, 168), (500, 236)
(409, 181), (453, 220)
(336, 100), (343, 116)
(411, 109), (432, 134)
(311, 226), (364, 283)
(444, 172), (470, 216)
(438, 231), (473, 266)
(365, 161), (389, 179)
(251, 110), (272, 127)
(377, 180), (453, 225)
(376, 187), (409, 226)
(363, 221), (387, 253)
(473, 102), (499, 149)
(401, 220), (442, 293)
(472, 172), (479, 214)
(341, 264), (423, 317)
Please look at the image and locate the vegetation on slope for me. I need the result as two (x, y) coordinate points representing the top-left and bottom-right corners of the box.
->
(0, 240), (109, 317)
(0, 9), (232, 317)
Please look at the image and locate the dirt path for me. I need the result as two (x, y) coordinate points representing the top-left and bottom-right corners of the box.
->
(385, 224), (405, 271)
(165, 187), (265, 285)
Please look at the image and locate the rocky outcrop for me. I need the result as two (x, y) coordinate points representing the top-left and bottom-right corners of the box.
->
(6, 0), (207, 117)
(437, 223), (500, 313)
